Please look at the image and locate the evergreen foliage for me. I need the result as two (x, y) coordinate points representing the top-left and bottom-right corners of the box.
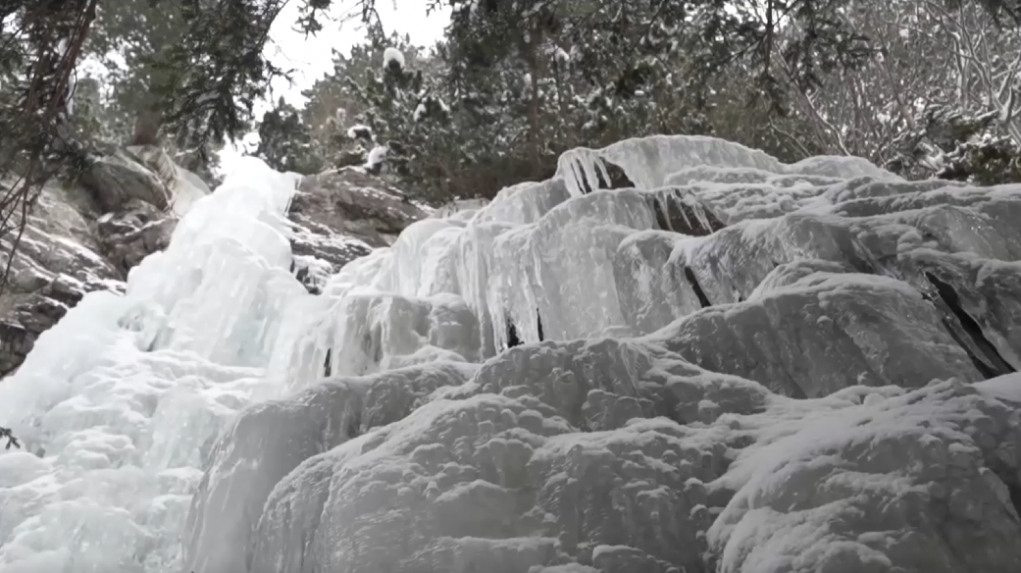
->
(3, 0), (1021, 299)
(250, 0), (1021, 201)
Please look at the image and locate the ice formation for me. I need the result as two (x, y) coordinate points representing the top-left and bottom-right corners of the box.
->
(2, 135), (1021, 573)
(0, 157), (304, 572)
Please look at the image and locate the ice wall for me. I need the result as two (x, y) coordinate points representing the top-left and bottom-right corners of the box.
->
(0, 157), (305, 572)
(3, 135), (1021, 573)
(193, 135), (1021, 572)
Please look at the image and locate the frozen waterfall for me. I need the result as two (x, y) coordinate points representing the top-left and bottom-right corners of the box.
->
(3, 135), (1021, 573)
(0, 157), (306, 572)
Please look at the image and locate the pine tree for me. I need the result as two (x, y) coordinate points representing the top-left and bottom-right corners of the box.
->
(1, 0), (100, 295)
(254, 97), (324, 174)
(283, 31), (462, 202)
(0, 0), (383, 297)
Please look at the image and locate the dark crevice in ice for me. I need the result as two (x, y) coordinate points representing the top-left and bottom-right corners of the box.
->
(604, 161), (636, 190)
(651, 192), (726, 237)
(652, 197), (671, 231)
(505, 311), (544, 350)
(577, 160), (635, 194)
(684, 267), (713, 308)
(506, 319), (522, 349)
(925, 272), (1015, 379)
(1004, 477), (1021, 528)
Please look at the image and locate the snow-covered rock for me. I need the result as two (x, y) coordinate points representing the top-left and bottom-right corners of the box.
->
(287, 167), (426, 293)
(2, 135), (1021, 573)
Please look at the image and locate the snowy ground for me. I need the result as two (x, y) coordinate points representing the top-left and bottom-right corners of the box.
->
(1, 135), (1020, 573)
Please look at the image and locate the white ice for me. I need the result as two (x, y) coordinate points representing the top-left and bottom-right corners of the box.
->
(2, 135), (1021, 573)
(0, 157), (305, 573)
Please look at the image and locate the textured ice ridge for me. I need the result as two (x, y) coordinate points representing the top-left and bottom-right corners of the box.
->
(2, 135), (1021, 573)
(193, 135), (1021, 572)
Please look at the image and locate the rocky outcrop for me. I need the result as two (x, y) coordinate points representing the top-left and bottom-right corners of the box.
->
(80, 145), (209, 215)
(81, 148), (173, 211)
(288, 168), (427, 293)
(1, 183), (124, 377)
(292, 168), (425, 247)
(96, 199), (178, 275)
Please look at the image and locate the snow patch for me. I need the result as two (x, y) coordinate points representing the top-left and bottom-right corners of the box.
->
(383, 47), (405, 71)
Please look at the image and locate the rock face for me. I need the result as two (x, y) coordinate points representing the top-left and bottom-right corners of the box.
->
(3, 136), (1021, 573)
(288, 167), (427, 293)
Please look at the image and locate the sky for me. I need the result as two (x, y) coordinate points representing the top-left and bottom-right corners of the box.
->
(217, 0), (450, 173)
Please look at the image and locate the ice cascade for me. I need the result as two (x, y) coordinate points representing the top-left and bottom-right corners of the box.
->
(0, 157), (305, 572)
(3, 135), (1021, 573)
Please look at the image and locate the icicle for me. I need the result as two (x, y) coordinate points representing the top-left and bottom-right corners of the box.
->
(557, 147), (612, 196)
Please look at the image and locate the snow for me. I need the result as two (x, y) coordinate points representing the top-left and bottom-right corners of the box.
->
(382, 46), (405, 71)
(169, 165), (209, 215)
(366, 145), (388, 170)
(554, 47), (570, 66)
(347, 123), (372, 140)
(3, 135), (1021, 573)
(977, 373), (1021, 402)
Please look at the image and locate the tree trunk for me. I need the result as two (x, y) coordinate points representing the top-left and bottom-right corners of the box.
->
(131, 106), (163, 146)
(526, 28), (545, 179)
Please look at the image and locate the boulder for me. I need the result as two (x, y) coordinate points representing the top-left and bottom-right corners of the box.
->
(81, 148), (172, 212)
(292, 168), (425, 248)
(97, 199), (177, 274)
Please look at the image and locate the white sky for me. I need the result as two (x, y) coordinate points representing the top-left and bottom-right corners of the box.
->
(218, 0), (450, 173)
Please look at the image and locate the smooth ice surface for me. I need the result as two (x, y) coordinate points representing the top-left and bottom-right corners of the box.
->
(4, 135), (1021, 573)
